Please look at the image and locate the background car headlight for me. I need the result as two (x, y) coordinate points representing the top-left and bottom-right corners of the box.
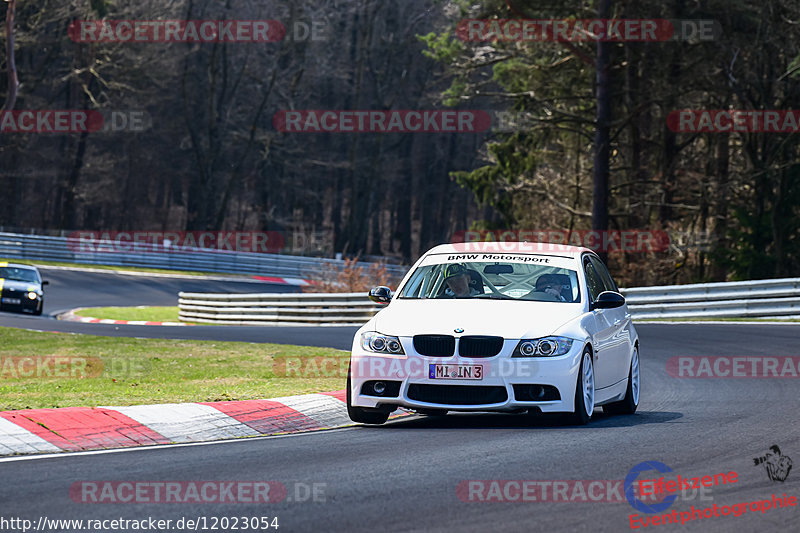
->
(361, 332), (405, 355)
(512, 337), (574, 357)
(27, 292), (38, 300)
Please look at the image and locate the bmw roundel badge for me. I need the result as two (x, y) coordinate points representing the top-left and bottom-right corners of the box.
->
(454, 328), (464, 333)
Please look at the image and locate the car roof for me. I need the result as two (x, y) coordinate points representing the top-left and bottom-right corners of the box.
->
(423, 242), (597, 258)
(0, 262), (39, 270)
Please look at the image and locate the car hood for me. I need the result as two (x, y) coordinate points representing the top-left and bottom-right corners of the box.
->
(371, 299), (584, 339)
(0, 279), (40, 292)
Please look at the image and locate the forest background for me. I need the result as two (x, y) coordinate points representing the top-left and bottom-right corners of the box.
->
(1, 0), (799, 286)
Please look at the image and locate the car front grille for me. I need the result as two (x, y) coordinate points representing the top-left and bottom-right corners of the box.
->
(458, 336), (504, 357)
(407, 384), (508, 405)
(413, 335), (455, 357)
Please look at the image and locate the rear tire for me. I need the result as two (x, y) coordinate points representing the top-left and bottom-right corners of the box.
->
(568, 348), (594, 425)
(603, 347), (640, 415)
(346, 372), (389, 425)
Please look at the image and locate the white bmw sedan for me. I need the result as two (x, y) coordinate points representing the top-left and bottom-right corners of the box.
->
(347, 243), (639, 425)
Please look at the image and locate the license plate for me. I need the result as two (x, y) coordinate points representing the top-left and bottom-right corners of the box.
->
(1, 298), (21, 305)
(429, 364), (483, 380)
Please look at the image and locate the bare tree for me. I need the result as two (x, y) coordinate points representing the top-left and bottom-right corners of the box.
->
(2, 0), (18, 111)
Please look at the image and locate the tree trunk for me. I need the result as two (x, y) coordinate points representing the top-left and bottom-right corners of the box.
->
(660, 0), (685, 226)
(711, 130), (729, 281)
(592, 0), (612, 263)
(3, 0), (18, 112)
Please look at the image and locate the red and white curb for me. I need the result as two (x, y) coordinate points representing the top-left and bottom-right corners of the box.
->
(252, 275), (313, 287)
(0, 391), (408, 456)
(58, 309), (189, 326)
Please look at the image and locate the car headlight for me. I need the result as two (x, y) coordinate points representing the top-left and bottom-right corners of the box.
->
(27, 292), (38, 300)
(512, 337), (574, 357)
(361, 332), (405, 355)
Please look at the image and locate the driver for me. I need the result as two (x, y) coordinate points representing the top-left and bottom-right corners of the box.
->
(528, 274), (567, 301)
(442, 264), (481, 298)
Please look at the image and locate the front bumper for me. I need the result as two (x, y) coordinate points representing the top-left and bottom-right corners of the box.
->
(349, 337), (584, 413)
(0, 290), (42, 314)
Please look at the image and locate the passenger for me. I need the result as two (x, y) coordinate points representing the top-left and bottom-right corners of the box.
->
(528, 274), (567, 301)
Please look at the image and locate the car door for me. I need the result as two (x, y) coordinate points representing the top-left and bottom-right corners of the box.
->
(583, 256), (617, 390)
(588, 255), (631, 387)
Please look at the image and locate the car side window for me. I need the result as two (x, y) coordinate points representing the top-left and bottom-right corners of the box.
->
(589, 256), (618, 293)
(583, 259), (605, 302)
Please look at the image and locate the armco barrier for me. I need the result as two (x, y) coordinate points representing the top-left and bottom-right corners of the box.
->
(179, 278), (800, 325)
(0, 232), (407, 279)
(178, 292), (383, 326)
(622, 278), (800, 319)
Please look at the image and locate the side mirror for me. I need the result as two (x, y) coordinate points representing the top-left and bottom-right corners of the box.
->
(42, 280), (50, 286)
(590, 291), (625, 310)
(369, 286), (392, 305)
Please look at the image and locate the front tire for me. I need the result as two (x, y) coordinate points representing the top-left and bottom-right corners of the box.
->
(346, 372), (389, 425)
(604, 346), (640, 415)
(568, 348), (595, 425)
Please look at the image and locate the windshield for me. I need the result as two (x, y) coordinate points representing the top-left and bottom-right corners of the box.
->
(0, 267), (40, 283)
(398, 261), (581, 302)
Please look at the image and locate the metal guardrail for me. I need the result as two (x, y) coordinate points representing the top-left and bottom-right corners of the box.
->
(178, 278), (800, 326)
(4, 229), (794, 323)
(178, 292), (382, 326)
(621, 278), (800, 319)
(0, 232), (408, 279)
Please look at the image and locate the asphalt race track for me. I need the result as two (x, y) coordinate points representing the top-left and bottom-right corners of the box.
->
(37, 267), (294, 314)
(1, 269), (799, 531)
(0, 268), (358, 349)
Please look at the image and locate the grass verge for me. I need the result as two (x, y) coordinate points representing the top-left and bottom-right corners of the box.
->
(0, 327), (349, 410)
(76, 306), (181, 323)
